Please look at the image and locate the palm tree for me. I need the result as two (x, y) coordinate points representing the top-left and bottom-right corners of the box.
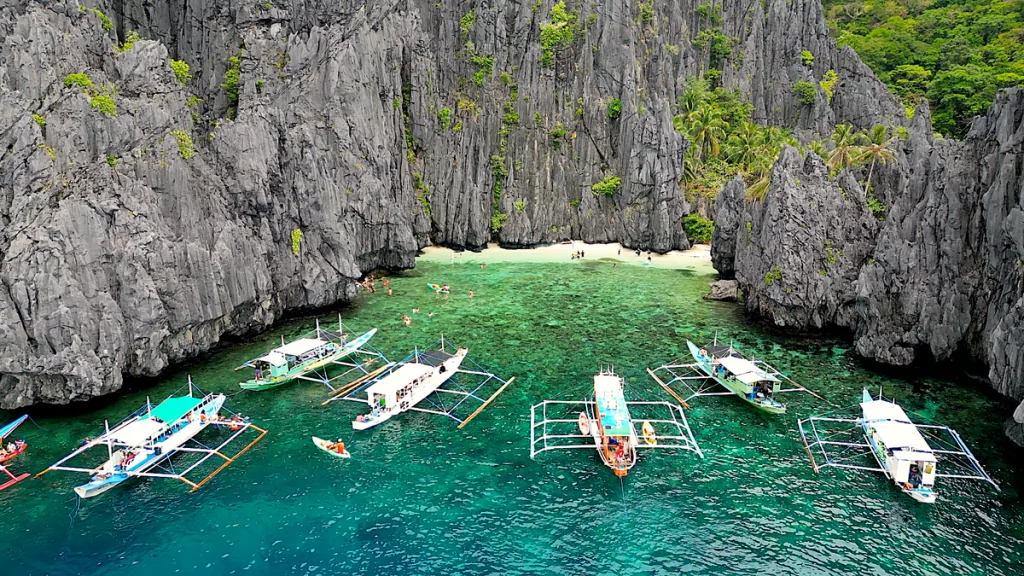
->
(687, 105), (728, 161)
(745, 169), (771, 201)
(727, 121), (761, 171)
(806, 140), (828, 158)
(857, 125), (898, 194)
(828, 124), (861, 170)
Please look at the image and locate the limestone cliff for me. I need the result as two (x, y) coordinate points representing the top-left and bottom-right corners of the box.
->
(712, 90), (1024, 441)
(0, 0), (904, 406)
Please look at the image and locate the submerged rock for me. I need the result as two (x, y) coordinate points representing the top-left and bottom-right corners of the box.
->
(705, 280), (740, 302)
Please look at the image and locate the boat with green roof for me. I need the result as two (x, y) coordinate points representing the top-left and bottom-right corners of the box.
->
(648, 337), (825, 415)
(237, 319), (377, 391)
(40, 378), (266, 498)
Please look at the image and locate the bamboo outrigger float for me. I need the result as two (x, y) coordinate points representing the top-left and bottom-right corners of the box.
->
(37, 378), (267, 498)
(648, 337), (823, 414)
(798, 388), (999, 504)
(327, 336), (514, 430)
(530, 369), (703, 477)
(235, 316), (382, 392)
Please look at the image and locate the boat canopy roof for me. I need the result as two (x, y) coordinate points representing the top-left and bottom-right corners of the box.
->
(146, 396), (204, 424)
(255, 352), (288, 366)
(111, 419), (164, 446)
(0, 415), (27, 440)
(414, 349), (454, 367)
(594, 374), (631, 436)
(717, 356), (780, 383)
(704, 344), (739, 359)
(276, 338), (329, 357)
(365, 363), (434, 397)
(861, 400), (935, 459)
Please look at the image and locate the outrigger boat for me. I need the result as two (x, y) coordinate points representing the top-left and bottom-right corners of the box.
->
(0, 415), (29, 491)
(530, 369), (703, 477)
(647, 338), (823, 414)
(38, 378), (266, 498)
(325, 336), (514, 431)
(236, 317), (378, 391)
(798, 389), (1000, 503)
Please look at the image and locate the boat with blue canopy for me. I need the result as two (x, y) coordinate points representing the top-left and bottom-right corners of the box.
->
(38, 377), (267, 498)
(530, 369), (703, 477)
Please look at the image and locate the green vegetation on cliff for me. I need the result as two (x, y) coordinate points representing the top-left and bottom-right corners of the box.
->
(674, 78), (795, 203)
(825, 0), (1024, 136)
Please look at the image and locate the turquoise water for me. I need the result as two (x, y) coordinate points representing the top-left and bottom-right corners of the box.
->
(3, 254), (1022, 575)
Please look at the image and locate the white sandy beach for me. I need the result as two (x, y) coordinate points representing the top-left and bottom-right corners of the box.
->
(419, 241), (714, 272)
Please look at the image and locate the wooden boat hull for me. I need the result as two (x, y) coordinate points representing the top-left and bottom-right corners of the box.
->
(240, 330), (375, 391)
(311, 436), (351, 458)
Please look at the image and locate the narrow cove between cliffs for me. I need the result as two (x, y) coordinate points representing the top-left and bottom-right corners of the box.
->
(3, 245), (1022, 576)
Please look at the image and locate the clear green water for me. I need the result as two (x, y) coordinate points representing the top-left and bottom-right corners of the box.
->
(3, 255), (1023, 575)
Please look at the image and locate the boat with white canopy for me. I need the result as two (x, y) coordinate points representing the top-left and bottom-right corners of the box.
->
(798, 389), (999, 503)
(325, 336), (514, 431)
(236, 316), (380, 391)
(648, 338), (824, 414)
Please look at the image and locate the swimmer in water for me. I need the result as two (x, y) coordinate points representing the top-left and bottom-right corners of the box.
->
(387, 288), (393, 296)
(481, 263), (487, 269)
(427, 312), (434, 319)
(468, 290), (474, 298)
(412, 308), (419, 314)
(402, 315), (411, 327)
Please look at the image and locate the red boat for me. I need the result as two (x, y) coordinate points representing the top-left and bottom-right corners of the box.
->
(0, 416), (29, 491)
(0, 440), (26, 464)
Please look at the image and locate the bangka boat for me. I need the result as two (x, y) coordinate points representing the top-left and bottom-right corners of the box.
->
(647, 337), (824, 414)
(326, 336), (514, 431)
(39, 378), (267, 498)
(798, 389), (1000, 503)
(236, 317), (377, 391)
(530, 369), (703, 477)
(0, 415), (29, 491)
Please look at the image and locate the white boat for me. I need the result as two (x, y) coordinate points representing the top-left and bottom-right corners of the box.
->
(798, 389), (1000, 504)
(326, 336), (514, 430)
(352, 347), (467, 430)
(41, 378), (267, 498)
(311, 436), (351, 458)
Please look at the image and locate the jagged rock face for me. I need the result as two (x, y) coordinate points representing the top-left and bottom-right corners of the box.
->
(722, 146), (881, 329)
(0, 0), (906, 407)
(712, 90), (1024, 440)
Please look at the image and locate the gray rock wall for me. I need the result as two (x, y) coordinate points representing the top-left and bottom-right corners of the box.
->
(712, 90), (1024, 440)
(0, 0), (906, 406)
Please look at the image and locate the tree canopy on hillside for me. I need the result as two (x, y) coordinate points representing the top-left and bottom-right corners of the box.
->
(824, 0), (1024, 136)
